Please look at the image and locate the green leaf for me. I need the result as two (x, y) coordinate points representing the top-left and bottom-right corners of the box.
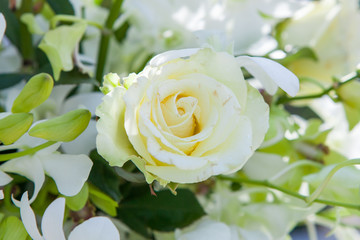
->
(89, 184), (118, 217)
(47, 0), (75, 15)
(28, 109), (91, 142)
(0, 73), (31, 90)
(65, 182), (89, 211)
(343, 103), (360, 130)
(12, 73), (54, 113)
(89, 149), (122, 202)
(0, 216), (29, 240)
(0, 113), (33, 145)
(39, 22), (87, 80)
(118, 189), (205, 236)
(284, 105), (322, 120)
(20, 13), (45, 34)
(114, 20), (129, 43)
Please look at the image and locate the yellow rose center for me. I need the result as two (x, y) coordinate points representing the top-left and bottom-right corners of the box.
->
(160, 92), (201, 138)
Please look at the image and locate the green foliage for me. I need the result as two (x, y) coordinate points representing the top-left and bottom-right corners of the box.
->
(28, 109), (91, 142)
(12, 73), (54, 113)
(89, 150), (122, 201)
(65, 183), (89, 211)
(39, 22), (87, 80)
(118, 188), (205, 237)
(47, 0), (75, 15)
(0, 216), (29, 240)
(88, 184), (118, 217)
(0, 113), (33, 145)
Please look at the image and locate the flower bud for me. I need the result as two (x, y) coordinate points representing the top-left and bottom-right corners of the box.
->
(100, 73), (121, 95)
(12, 73), (54, 113)
(336, 81), (360, 109)
(0, 113), (33, 145)
(29, 109), (91, 142)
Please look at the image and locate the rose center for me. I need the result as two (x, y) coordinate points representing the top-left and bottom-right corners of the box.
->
(160, 93), (200, 138)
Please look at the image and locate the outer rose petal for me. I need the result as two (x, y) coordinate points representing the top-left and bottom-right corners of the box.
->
(149, 48), (200, 67)
(237, 56), (299, 96)
(96, 86), (139, 166)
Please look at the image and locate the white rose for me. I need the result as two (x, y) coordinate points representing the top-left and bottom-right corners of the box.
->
(96, 48), (298, 184)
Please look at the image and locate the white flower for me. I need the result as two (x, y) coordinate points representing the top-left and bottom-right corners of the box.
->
(96, 48), (298, 184)
(0, 133), (92, 203)
(282, 0), (360, 83)
(18, 192), (120, 240)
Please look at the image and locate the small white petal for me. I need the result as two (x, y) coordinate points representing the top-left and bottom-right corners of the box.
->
(0, 169), (13, 186)
(40, 154), (93, 196)
(0, 13), (5, 43)
(19, 192), (44, 240)
(42, 198), (66, 240)
(1, 156), (45, 203)
(236, 56), (299, 96)
(149, 48), (200, 67)
(61, 92), (103, 115)
(68, 217), (120, 240)
(0, 190), (4, 200)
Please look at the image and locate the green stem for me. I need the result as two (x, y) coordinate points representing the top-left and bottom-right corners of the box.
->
(95, 0), (124, 84)
(18, 0), (34, 66)
(276, 72), (360, 104)
(0, 141), (57, 161)
(306, 159), (360, 204)
(218, 175), (360, 211)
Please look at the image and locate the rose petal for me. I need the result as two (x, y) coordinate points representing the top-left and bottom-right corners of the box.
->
(42, 198), (66, 240)
(236, 56), (299, 96)
(68, 217), (120, 240)
(149, 48), (200, 67)
(40, 154), (93, 196)
(97, 86), (143, 166)
(19, 192), (43, 240)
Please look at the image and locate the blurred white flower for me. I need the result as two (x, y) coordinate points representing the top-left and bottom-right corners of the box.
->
(0, 133), (92, 203)
(18, 192), (120, 240)
(282, 0), (360, 83)
(109, 0), (306, 74)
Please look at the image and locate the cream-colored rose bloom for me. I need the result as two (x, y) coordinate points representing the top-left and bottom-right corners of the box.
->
(96, 48), (298, 184)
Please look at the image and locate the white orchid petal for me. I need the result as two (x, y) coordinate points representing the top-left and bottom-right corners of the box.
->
(1, 156), (45, 203)
(0, 13), (5, 43)
(149, 48), (200, 67)
(42, 198), (66, 240)
(68, 217), (120, 240)
(0, 190), (3, 200)
(61, 92), (103, 115)
(236, 56), (299, 96)
(19, 192), (44, 240)
(0, 169), (13, 186)
(40, 154), (93, 196)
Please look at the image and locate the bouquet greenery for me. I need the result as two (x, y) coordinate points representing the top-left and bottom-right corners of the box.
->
(0, 0), (360, 239)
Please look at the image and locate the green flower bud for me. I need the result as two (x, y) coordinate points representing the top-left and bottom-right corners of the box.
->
(28, 109), (91, 142)
(336, 81), (360, 109)
(12, 73), (54, 113)
(100, 73), (121, 95)
(0, 113), (33, 145)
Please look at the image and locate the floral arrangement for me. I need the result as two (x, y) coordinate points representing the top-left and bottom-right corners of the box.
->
(0, 0), (360, 239)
